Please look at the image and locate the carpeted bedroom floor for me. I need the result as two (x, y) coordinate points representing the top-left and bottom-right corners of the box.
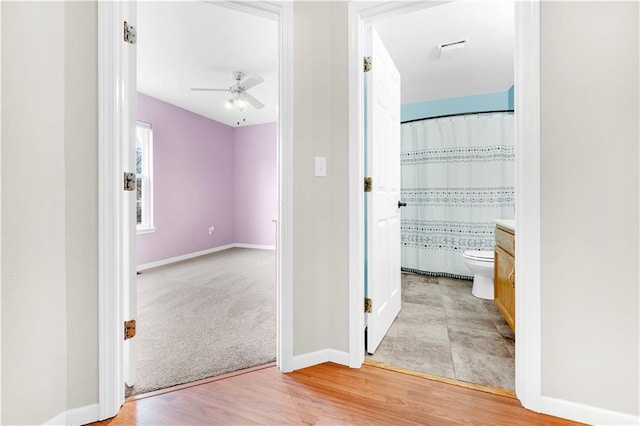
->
(126, 247), (276, 397)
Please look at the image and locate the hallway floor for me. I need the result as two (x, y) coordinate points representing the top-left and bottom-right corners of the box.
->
(367, 272), (515, 390)
(93, 363), (579, 426)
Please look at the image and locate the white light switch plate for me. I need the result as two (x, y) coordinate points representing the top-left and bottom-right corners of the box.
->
(315, 156), (327, 177)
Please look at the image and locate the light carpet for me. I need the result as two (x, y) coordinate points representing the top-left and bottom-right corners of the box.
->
(126, 247), (276, 397)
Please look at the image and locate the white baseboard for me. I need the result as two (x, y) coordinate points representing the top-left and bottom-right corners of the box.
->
(328, 349), (350, 366)
(292, 349), (350, 371)
(43, 411), (66, 426)
(137, 244), (235, 271)
(43, 403), (99, 426)
(137, 243), (275, 272)
(540, 395), (639, 425)
(67, 403), (100, 425)
(234, 243), (276, 251)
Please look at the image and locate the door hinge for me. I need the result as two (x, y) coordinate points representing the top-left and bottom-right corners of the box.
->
(363, 56), (372, 73)
(124, 172), (136, 191)
(124, 319), (136, 340)
(124, 21), (137, 45)
(364, 297), (373, 314)
(364, 177), (372, 193)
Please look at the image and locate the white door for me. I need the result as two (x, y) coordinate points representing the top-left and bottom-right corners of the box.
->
(123, 5), (138, 387)
(366, 27), (402, 354)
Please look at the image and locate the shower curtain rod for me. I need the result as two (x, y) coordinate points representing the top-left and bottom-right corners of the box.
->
(401, 109), (514, 124)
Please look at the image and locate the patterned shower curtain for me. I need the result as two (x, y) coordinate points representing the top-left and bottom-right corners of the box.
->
(400, 112), (515, 278)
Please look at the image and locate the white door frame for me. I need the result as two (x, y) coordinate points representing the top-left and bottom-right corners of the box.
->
(347, 0), (543, 412)
(97, 1), (293, 419)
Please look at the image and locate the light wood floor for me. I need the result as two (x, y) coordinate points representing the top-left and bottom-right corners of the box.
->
(93, 362), (580, 425)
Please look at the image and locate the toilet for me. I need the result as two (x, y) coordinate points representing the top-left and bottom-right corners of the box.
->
(462, 250), (495, 300)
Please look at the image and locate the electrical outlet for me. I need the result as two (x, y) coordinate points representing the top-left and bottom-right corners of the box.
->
(208, 226), (215, 235)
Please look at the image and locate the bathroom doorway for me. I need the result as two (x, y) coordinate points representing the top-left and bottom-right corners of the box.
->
(363, 0), (517, 393)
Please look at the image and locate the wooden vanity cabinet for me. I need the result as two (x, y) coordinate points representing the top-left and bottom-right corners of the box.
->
(494, 225), (515, 332)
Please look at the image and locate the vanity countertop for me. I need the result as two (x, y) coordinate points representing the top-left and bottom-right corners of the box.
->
(494, 219), (515, 232)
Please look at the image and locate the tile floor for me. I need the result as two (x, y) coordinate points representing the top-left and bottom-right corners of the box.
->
(367, 272), (515, 390)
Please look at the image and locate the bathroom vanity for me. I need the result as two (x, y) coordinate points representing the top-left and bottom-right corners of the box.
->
(494, 220), (515, 332)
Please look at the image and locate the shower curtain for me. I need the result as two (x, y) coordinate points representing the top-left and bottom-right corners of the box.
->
(400, 112), (514, 278)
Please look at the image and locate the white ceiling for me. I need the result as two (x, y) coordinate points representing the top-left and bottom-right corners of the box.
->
(137, 2), (514, 127)
(373, 1), (515, 104)
(137, 2), (278, 127)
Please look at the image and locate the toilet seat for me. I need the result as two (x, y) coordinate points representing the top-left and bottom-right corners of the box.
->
(463, 250), (494, 262)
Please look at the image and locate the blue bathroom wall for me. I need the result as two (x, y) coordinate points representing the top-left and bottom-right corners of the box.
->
(401, 88), (514, 122)
(507, 85), (514, 110)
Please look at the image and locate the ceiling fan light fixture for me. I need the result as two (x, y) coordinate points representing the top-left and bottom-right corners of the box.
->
(236, 98), (247, 110)
(192, 71), (265, 113)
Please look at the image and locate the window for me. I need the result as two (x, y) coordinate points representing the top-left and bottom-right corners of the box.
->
(136, 121), (154, 233)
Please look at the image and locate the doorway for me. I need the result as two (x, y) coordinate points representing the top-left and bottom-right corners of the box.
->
(97, 0), (294, 418)
(347, 0), (543, 410)
(364, 2), (516, 391)
(125, 1), (279, 397)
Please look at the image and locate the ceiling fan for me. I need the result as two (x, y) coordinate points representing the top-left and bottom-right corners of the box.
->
(191, 71), (265, 110)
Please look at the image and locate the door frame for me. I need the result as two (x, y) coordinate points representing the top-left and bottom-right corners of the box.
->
(97, 0), (293, 419)
(347, 0), (543, 412)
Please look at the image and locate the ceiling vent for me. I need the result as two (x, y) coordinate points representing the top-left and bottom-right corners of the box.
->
(438, 39), (467, 60)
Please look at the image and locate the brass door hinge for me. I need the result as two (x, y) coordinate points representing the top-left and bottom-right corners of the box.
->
(364, 297), (372, 314)
(124, 21), (137, 45)
(363, 56), (372, 73)
(124, 319), (136, 340)
(364, 177), (372, 192)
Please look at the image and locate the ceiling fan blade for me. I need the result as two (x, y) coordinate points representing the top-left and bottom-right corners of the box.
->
(191, 88), (229, 92)
(243, 92), (265, 110)
(238, 74), (264, 91)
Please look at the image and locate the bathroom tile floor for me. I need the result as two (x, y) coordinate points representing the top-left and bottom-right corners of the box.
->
(366, 272), (515, 390)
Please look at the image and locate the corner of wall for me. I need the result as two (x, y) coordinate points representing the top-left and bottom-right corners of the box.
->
(64, 0), (100, 411)
(292, 349), (350, 371)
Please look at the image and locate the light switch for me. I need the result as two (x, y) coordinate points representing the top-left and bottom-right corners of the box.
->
(315, 156), (327, 177)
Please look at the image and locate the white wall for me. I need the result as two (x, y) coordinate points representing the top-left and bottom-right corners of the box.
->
(64, 1), (99, 411)
(292, 1), (350, 357)
(1, 2), (68, 424)
(540, 1), (639, 417)
(1, 2), (99, 423)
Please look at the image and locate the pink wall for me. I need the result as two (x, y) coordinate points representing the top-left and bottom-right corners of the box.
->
(233, 123), (277, 246)
(136, 93), (276, 265)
